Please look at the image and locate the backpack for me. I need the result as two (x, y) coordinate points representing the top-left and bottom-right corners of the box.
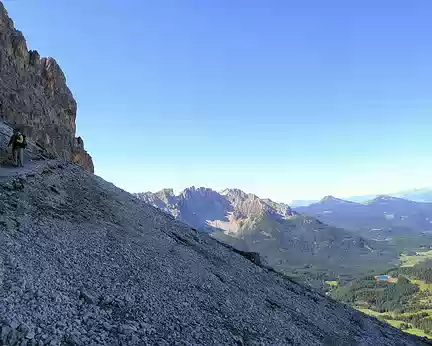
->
(15, 134), (27, 148)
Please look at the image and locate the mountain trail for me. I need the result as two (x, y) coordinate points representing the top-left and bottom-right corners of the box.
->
(0, 159), (55, 178)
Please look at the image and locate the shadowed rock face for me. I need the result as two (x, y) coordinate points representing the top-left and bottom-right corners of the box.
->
(0, 162), (429, 345)
(0, 1), (93, 172)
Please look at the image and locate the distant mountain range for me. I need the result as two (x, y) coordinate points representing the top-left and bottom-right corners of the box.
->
(136, 187), (296, 233)
(290, 187), (432, 207)
(295, 195), (432, 240)
(392, 188), (432, 203)
(136, 187), (398, 286)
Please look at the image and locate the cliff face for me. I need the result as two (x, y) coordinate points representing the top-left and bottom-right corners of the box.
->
(0, 1), (93, 172)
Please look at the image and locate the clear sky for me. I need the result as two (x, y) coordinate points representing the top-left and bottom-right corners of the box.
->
(5, 0), (432, 202)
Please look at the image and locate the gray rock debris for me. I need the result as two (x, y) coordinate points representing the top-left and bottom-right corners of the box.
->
(0, 161), (429, 345)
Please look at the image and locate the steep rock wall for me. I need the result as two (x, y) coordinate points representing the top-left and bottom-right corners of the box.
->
(0, 1), (93, 172)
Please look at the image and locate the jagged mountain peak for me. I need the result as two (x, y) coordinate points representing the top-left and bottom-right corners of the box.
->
(222, 189), (263, 208)
(160, 188), (175, 195)
(180, 186), (220, 199)
(262, 198), (297, 217)
(221, 188), (252, 198)
(154, 188), (177, 201)
(137, 186), (297, 231)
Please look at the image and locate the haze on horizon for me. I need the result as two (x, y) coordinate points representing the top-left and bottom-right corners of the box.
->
(6, 0), (432, 202)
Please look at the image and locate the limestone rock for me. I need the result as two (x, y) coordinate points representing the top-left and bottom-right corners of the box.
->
(0, 1), (93, 172)
(72, 137), (94, 173)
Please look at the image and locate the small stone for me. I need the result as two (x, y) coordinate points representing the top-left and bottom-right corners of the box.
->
(119, 324), (137, 335)
(11, 285), (23, 294)
(26, 331), (35, 339)
(232, 334), (244, 345)
(131, 334), (139, 343)
(82, 312), (91, 321)
(10, 319), (20, 329)
(101, 296), (113, 305)
(1, 325), (12, 340)
(102, 322), (112, 331)
(50, 186), (60, 194)
(18, 278), (27, 289)
(55, 321), (66, 329)
(79, 289), (96, 304)
(12, 180), (25, 190)
(8, 328), (18, 345)
(19, 323), (31, 334)
(65, 334), (81, 345)
(140, 322), (150, 330)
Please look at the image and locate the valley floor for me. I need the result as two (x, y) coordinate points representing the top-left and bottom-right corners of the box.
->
(357, 307), (432, 339)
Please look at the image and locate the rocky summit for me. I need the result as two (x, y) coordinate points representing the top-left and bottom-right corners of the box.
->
(0, 162), (429, 345)
(0, 1), (93, 172)
(137, 187), (296, 233)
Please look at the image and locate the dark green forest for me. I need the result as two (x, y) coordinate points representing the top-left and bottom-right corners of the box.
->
(397, 260), (432, 283)
(331, 275), (418, 313)
(331, 259), (432, 338)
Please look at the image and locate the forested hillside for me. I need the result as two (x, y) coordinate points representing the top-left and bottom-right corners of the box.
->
(331, 252), (432, 339)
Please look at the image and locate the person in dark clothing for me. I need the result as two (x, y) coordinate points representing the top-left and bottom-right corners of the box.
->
(8, 128), (26, 167)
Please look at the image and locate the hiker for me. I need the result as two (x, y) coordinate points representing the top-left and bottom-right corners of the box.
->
(7, 128), (26, 167)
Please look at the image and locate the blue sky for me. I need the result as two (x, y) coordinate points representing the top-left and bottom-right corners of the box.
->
(5, 0), (432, 202)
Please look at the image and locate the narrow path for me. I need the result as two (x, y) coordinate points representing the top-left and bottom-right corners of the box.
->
(0, 159), (55, 179)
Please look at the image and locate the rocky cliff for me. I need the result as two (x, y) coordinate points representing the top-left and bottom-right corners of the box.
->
(0, 1), (93, 172)
(0, 161), (429, 345)
(136, 187), (296, 233)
